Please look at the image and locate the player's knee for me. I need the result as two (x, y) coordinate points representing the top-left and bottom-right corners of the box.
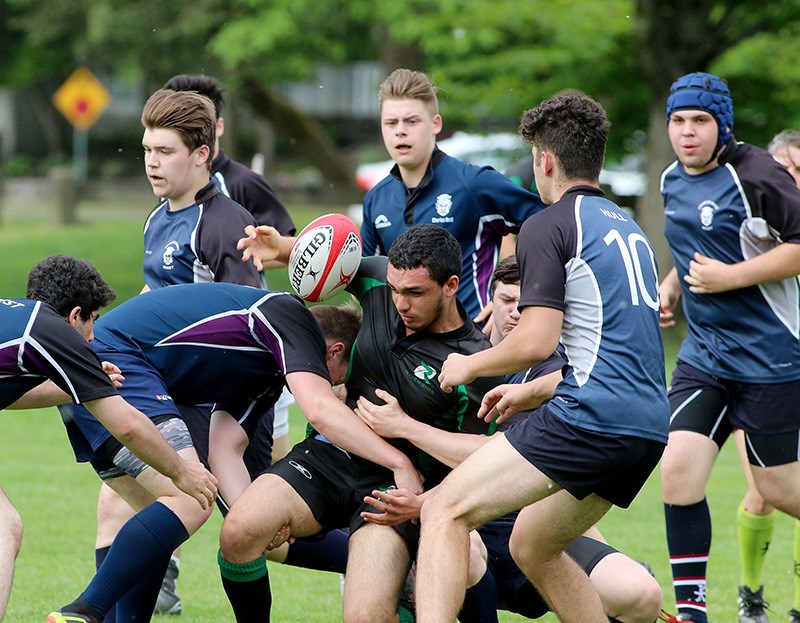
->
(343, 597), (396, 623)
(1, 506), (23, 557)
(466, 531), (488, 586)
(219, 514), (261, 563)
(620, 575), (662, 623)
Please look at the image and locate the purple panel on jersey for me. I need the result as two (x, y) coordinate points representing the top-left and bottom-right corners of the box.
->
(157, 313), (258, 349)
(475, 219), (511, 308)
(0, 344), (22, 375)
(248, 315), (286, 371)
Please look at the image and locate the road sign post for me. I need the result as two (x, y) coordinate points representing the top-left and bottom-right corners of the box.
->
(52, 68), (112, 183)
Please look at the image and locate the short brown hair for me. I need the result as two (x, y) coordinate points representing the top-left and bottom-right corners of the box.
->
(378, 69), (438, 115)
(142, 89), (216, 168)
(310, 303), (362, 364)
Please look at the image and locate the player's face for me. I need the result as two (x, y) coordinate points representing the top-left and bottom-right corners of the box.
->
(71, 311), (99, 342)
(142, 127), (209, 208)
(381, 99), (442, 179)
(491, 281), (521, 341)
(772, 144), (800, 189)
(387, 264), (450, 335)
(668, 110), (721, 174)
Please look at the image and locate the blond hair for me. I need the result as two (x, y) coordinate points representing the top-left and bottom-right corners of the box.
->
(378, 69), (438, 115)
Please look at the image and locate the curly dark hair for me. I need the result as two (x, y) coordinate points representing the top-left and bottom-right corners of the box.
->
(26, 255), (116, 320)
(387, 224), (462, 286)
(519, 93), (610, 181)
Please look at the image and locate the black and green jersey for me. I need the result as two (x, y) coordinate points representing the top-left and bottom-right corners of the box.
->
(342, 255), (503, 487)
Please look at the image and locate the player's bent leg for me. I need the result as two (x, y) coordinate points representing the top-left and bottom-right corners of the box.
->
(751, 461), (800, 519)
(95, 483), (142, 549)
(342, 523), (410, 623)
(0, 487), (22, 621)
(588, 552), (662, 623)
(510, 491), (612, 623)
(218, 473), (324, 623)
(417, 433), (569, 623)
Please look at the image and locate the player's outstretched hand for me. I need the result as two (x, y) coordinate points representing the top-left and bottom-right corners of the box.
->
(237, 225), (282, 271)
(361, 488), (423, 526)
(473, 301), (494, 335)
(173, 460), (218, 510)
(438, 352), (475, 393)
(355, 389), (409, 438)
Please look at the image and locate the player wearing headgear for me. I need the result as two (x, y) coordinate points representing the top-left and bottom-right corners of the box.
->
(659, 72), (800, 623)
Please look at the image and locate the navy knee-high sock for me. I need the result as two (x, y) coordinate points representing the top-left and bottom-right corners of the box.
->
(219, 551), (272, 623)
(95, 547), (116, 623)
(283, 529), (349, 573)
(81, 502), (189, 619)
(665, 500), (710, 623)
(458, 567), (499, 623)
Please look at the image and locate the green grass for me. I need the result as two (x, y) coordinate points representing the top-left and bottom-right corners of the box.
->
(1, 210), (798, 622)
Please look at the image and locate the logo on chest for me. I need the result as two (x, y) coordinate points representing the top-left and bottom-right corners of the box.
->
(162, 240), (180, 269)
(431, 194), (455, 224)
(697, 200), (720, 231)
(403, 360), (439, 395)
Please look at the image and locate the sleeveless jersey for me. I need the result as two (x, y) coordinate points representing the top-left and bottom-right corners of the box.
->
(517, 186), (669, 443)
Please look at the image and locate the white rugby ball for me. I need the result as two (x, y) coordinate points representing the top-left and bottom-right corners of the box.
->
(288, 213), (362, 302)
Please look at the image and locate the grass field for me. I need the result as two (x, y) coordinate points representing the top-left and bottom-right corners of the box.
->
(1, 206), (798, 622)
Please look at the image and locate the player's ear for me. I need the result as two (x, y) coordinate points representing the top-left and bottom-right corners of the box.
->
(444, 275), (459, 297)
(326, 341), (345, 361)
(65, 306), (82, 328)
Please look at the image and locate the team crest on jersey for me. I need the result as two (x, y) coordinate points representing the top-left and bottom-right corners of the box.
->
(374, 214), (392, 229)
(413, 362), (436, 383)
(435, 194), (452, 217)
(162, 240), (180, 268)
(697, 200), (720, 231)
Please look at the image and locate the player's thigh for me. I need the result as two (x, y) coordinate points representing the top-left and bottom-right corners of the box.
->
(423, 433), (559, 530)
(343, 523), (410, 621)
(222, 473), (322, 549)
(588, 551), (662, 622)
(751, 458), (800, 517)
(510, 491), (611, 565)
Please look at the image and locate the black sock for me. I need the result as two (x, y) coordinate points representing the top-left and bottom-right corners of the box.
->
(219, 551), (272, 623)
(458, 567), (499, 623)
(284, 529), (349, 573)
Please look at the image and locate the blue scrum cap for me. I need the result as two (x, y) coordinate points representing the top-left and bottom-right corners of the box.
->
(666, 72), (734, 151)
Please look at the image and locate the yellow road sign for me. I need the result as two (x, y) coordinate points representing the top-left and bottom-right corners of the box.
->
(52, 67), (112, 130)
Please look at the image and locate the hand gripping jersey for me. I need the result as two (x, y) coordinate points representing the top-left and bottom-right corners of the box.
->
(143, 180), (261, 289)
(662, 141), (800, 382)
(361, 148), (546, 319)
(0, 299), (116, 409)
(341, 256), (504, 486)
(517, 186), (669, 443)
(63, 283), (329, 459)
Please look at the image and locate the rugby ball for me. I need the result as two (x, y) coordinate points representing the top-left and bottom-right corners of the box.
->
(288, 213), (362, 302)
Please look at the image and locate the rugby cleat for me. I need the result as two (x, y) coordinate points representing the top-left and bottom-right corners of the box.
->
(46, 612), (98, 623)
(738, 585), (770, 623)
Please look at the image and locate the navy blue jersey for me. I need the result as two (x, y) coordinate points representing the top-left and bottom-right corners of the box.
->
(361, 148), (546, 319)
(211, 150), (296, 235)
(517, 186), (669, 443)
(340, 256), (503, 486)
(662, 141), (800, 382)
(0, 299), (116, 409)
(93, 283), (329, 407)
(143, 181), (261, 289)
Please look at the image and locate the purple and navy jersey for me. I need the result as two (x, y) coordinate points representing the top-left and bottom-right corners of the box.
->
(662, 141), (800, 382)
(211, 149), (295, 235)
(517, 186), (669, 443)
(0, 299), (116, 409)
(361, 148), (546, 319)
(143, 180), (261, 289)
(93, 283), (329, 408)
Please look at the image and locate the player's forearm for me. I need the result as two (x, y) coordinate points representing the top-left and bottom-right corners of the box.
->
(729, 242), (800, 288)
(401, 418), (488, 469)
(7, 381), (71, 409)
(85, 396), (185, 479)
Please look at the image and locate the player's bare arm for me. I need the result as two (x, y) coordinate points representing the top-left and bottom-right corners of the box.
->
(85, 395), (218, 509)
(478, 370), (561, 425)
(658, 267), (682, 328)
(439, 305), (562, 392)
(684, 242), (800, 294)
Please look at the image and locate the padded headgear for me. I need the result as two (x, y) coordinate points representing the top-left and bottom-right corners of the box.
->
(666, 72), (734, 152)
